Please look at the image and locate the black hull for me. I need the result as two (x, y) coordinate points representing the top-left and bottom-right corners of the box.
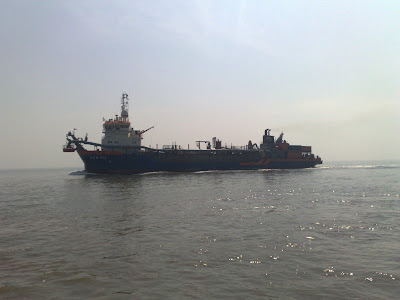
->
(78, 150), (322, 174)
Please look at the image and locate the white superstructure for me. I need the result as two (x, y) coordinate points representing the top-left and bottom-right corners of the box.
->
(101, 93), (143, 149)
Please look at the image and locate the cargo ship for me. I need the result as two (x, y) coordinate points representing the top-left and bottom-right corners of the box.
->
(63, 93), (322, 174)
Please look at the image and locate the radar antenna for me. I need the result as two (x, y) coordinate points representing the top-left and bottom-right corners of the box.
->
(120, 93), (130, 120)
(121, 93), (129, 108)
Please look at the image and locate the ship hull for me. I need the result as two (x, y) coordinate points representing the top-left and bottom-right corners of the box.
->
(78, 150), (321, 174)
(64, 94), (323, 174)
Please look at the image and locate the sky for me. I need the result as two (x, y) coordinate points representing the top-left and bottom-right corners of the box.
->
(0, 0), (399, 169)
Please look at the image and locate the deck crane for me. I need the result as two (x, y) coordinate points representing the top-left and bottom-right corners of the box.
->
(276, 132), (284, 144)
(138, 126), (154, 137)
(195, 141), (211, 150)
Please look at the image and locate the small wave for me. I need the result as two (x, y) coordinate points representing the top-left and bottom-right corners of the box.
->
(338, 164), (400, 170)
(317, 165), (331, 169)
(69, 170), (87, 175)
(194, 170), (219, 174)
(318, 162), (400, 170)
(68, 170), (102, 176)
(344, 165), (377, 169)
(139, 171), (169, 175)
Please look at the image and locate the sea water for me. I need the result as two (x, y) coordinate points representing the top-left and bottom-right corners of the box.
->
(0, 161), (399, 299)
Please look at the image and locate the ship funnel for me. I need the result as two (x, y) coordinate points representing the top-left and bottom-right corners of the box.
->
(212, 137), (217, 148)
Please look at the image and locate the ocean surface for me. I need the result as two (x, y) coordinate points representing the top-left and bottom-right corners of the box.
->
(0, 161), (399, 299)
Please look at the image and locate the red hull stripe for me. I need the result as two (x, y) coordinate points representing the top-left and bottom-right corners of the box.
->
(78, 150), (122, 155)
(103, 121), (130, 125)
(240, 159), (318, 166)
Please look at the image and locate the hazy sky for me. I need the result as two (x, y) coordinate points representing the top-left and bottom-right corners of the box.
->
(0, 0), (399, 169)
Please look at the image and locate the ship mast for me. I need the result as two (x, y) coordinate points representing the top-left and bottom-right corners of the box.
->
(121, 93), (129, 122)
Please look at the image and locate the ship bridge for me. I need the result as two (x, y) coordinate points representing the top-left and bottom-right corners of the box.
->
(101, 93), (143, 148)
